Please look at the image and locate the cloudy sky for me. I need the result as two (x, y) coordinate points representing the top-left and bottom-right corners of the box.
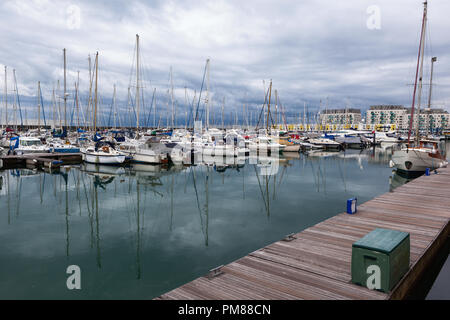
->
(1, 0), (449, 127)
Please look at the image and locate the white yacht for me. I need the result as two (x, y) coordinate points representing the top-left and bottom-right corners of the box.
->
(391, 140), (447, 173)
(248, 136), (286, 154)
(374, 131), (400, 144)
(118, 137), (168, 164)
(307, 138), (342, 150)
(9, 136), (49, 155)
(82, 141), (126, 165)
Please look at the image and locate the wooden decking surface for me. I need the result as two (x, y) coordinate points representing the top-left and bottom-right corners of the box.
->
(157, 167), (450, 300)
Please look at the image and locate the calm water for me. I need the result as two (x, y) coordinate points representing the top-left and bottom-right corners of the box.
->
(0, 143), (447, 299)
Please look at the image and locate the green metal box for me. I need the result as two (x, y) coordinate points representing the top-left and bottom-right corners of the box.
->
(351, 228), (410, 293)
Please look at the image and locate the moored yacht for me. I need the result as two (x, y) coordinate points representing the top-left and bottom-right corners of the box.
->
(9, 136), (49, 155)
(391, 140), (447, 173)
(82, 141), (126, 165)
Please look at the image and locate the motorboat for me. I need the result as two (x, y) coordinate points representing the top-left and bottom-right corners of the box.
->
(248, 136), (286, 154)
(82, 141), (126, 165)
(307, 138), (342, 150)
(8, 136), (49, 155)
(47, 139), (80, 153)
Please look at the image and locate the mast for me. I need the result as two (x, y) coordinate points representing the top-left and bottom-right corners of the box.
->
(408, 1), (428, 147)
(12, 69), (17, 130)
(76, 71), (80, 130)
(37, 81), (41, 133)
(221, 97), (225, 129)
(274, 90), (278, 128)
(135, 34), (140, 135)
(94, 52), (98, 132)
(427, 57), (437, 110)
(4, 66), (7, 128)
(206, 59), (210, 131)
(63, 48), (67, 131)
(88, 55), (93, 131)
(170, 66), (174, 129)
(303, 101), (306, 131)
(427, 56), (437, 133)
(166, 89), (169, 128)
(113, 84), (117, 129)
(415, 2), (427, 145)
(127, 86), (132, 129)
(52, 85), (56, 129)
(153, 90), (157, 129)
(184, 86), (187, 130)
(57, 80), (61, 128)
(267, 80), (272, 134)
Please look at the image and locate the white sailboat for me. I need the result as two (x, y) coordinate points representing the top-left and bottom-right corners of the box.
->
(83, 141), (126, 165)
(392, 1), (447, 173)
(81, 52), (126, 165)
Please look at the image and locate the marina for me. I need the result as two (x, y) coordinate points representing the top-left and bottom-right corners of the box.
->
(1, 0), (450, 303)
(0, 142), (449, 299)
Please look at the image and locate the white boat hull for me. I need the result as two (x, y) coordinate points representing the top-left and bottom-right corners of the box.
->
(392, 149), (447, 172)
(84, 153), (125, 165)
(282, 144), (301, 152)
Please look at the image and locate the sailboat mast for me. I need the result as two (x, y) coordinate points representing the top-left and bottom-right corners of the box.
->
(52, 85), (56, 129)
(275, 90), (278, 128)
(415, 2), (427, 145)
(63, 48), (67, 131)
(135, 34), (140, 135)
(303, 101), (306, 130)
(170, 66), (174, 129)
(88, 55), (93, 131)
(221, 97), (225, 129)
(57, 80), (61, 128)
(12, 69), (17, 130)
(184, 86), (187, 130)
(206, 59), (210, 131)
(267, 80), (272, 134)
(408, 1), (427, 147)
(76, 71), (80, 130)
(154, 89), (157, 129)
(427, 57), (437, 110)
(94, 52), (98, 132)
(4, 66), (7, 128)
(113, 84), (117, 129)
(37, 81), (41, 133)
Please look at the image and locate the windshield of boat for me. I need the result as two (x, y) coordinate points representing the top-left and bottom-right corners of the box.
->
(20, 140), (42, 147)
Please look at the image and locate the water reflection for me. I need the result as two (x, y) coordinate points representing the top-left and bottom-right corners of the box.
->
(0, 143), (438, 299)
(389, 169), (423, 192)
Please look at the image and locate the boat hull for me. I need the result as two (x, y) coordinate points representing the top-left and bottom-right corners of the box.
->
(392, 149), (447, 172)
(84, 153), (125, 165)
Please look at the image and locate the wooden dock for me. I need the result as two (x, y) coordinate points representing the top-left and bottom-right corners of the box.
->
(156, 167), (450, 300)
(0, 153), (82, 169)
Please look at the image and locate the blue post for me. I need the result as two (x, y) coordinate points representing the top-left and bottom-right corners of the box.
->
(425, 168), (430, 176)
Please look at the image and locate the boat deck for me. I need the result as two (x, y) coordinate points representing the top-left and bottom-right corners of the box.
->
(156, 167), (450, 300)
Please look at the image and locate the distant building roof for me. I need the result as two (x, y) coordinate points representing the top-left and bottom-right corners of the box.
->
(322, 108), (361, 114)
(369, 105), (405, 110)
(405, 108), (448, 114)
